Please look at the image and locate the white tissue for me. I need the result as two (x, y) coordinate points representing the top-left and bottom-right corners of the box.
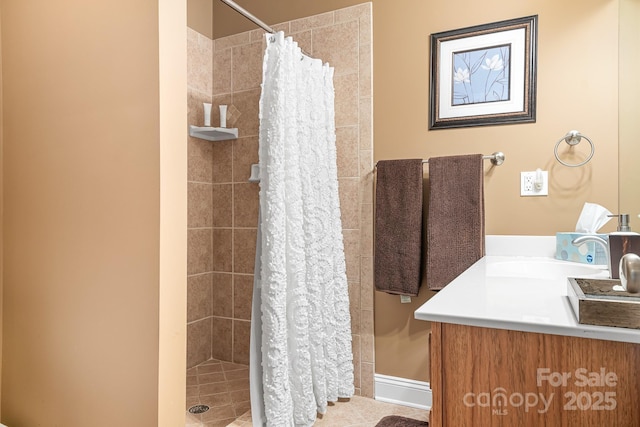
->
(575, 202), (612, 233)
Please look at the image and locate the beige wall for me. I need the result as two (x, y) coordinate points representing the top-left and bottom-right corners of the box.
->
(1, 0), (186, 425)
(619, 0), (640, 222)
(188, 0), (213, 39)
(158, 0), (188, 425)
(0, 9), (3, 416)
(373, 0), (619, 382)
(190, 0), (622, 384)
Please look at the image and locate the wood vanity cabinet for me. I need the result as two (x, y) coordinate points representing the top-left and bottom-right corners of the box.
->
(429, 322), (640, 426)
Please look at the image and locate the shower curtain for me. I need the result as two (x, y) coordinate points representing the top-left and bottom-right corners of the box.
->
(250, 31), (354, 427)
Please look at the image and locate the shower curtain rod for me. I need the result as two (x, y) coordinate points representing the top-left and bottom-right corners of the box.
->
(219, 0), (276, 34)
(219, 0), (316, 59)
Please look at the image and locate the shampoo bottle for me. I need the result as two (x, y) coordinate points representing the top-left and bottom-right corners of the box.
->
(608, 214), (640, 279)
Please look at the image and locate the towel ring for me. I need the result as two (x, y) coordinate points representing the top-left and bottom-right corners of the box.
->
(554, 130), (595, 167)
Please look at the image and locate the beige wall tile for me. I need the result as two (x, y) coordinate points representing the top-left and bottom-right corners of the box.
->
(338, 178), (360, 229)
(213, 48), (232, 96)
(212, 228), (233, 272)
(212, 140), (234, 183)
(188, 138), (213, 183)
(211, 317), (233, 361)
(234, 183), (259, 228)
(360, 204), (373, 257)
(212, 184), (233, 227)
(188, 273), (213, 322)
(187, 27), (213, 94)
(188, 182), (213, 228)
(361, 309), (373, 335)
(351, 334), (361, 388)
(233, 228), (257, 274)
(361, 333), (374, 364)
(358, 6), (372, 46)
(188, 89), (214, 127)
(334, 3), (371, 24)
(336, 126), (359, 178)
(359, 43), (372, 98)
(349, 280), (361, 336)
(360, 172), (374, 205)
(232, 88), (261, 137)
(360, 362), (374, 398)
(290, 11), (334, 33)
(233, 320), (251, 365)
(215, 32), (251, 51)
(290, 30), (312, 56)
(187, 318), (212, 368)
(359, 150), (373, 179)
(232, 41), (263, 92)
(334, 73), (358, 127)
(212, 272), (233, 318)
(360, 257), (373, 310)
(342, 229), (360, 283)
(233, 136), (259, 183)
(233, 274), (253, 320)
(250, 28), (265, 43)
(313, 21), (358, 76)
(188, 228), (213, 275)
(359, 96), (372, 150)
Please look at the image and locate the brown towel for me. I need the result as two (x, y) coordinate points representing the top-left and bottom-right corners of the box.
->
(426, 154), (485, 290)
(374, 159), (423, 296)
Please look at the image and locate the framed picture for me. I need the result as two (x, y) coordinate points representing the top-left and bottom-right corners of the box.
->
(429, 15), (538, 129)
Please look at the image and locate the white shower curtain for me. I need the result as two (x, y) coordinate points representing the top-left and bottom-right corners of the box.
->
(251, 31), (354, 427)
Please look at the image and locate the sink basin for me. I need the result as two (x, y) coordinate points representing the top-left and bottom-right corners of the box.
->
(486, 258), (606, 280)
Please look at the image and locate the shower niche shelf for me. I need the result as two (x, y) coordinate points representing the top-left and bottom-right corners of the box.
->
(189, 125), (238, 142)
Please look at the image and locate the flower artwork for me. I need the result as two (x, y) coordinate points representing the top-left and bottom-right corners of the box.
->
(452, 45), (511, 106)
(429, 15), (537, 129)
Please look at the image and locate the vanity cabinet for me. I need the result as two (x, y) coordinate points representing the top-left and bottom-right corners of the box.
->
(429, 322), (640, 426)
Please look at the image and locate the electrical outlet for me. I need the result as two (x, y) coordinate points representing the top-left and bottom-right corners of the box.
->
(521, 170), (549, 196)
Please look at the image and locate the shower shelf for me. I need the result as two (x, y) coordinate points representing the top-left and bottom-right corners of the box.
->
(189, 125), (238, 142)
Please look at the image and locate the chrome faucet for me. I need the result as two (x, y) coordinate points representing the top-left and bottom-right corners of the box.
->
(572, 235), (611, 277)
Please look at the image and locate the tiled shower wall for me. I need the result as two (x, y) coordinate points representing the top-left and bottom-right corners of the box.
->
(186, 2), (374, 397)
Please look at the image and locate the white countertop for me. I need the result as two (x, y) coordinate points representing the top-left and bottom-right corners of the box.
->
(414, 235), (640, 344)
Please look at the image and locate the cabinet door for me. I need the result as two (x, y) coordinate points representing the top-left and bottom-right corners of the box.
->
(436, 323), (640, 426)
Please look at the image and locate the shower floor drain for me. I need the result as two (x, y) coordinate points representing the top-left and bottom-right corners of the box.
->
(188, 404), (210, 414)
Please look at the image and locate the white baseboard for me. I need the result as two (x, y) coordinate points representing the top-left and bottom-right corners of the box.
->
(374, 373), (432, 411)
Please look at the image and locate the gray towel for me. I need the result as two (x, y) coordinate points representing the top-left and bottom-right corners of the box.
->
(426, 154), (484, 290)
(374, 159), (423, 296)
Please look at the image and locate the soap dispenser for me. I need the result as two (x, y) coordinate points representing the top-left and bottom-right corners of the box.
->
(607, 214), (640, 279)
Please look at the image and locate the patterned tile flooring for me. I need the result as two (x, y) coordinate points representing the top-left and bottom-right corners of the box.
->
(185, 359), (429, 427)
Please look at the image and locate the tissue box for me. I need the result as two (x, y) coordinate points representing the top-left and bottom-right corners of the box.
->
(555, 233), (608, 265)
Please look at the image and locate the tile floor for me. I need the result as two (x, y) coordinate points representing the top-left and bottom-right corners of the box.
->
(186, 359), (251, 427)
(186, 359), (429, 427)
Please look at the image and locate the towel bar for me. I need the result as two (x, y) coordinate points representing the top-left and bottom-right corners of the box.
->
(374, 151), (505, 169)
